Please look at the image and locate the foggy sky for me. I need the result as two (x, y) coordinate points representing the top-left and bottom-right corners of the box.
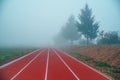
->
(0, 0), (120, 47)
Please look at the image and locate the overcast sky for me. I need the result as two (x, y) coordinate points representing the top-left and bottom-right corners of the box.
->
(0, 0), (120, 47)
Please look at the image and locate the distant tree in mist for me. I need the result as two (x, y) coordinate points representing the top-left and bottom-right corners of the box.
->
(76, 4), (99, 45)
(54, 33), (68, 46)
(61, 15), (80, 44)
(97, 31), (120, 45)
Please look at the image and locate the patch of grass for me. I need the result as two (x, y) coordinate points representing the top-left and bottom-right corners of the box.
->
(68, 51), (120, 80)
(94, 61), (111, 68)
(69, 52), (82, 59)
(69, 52), (93, 61)
(0, 49), (21, 62)
(112, 68), (120, 73)
(0, 48), (35, 63)
(107, 71), (119, 79)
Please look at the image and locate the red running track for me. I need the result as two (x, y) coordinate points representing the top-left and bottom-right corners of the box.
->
(0, 48), (112, 80)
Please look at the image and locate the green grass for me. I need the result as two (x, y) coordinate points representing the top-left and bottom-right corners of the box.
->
(69, 52), (93, 61)
(0, 48), (36, 63)
(69, 52), (81, 58)
(94, 61), (111, 68)
(112, 68), (120, 73)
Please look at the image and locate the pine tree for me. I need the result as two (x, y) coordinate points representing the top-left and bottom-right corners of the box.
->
(76, 4), (99, 45)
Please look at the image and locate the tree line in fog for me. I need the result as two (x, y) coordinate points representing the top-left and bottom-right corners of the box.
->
(54, 4), (120, 46)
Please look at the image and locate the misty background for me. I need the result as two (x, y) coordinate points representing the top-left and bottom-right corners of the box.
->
(0, 0), (120, 47)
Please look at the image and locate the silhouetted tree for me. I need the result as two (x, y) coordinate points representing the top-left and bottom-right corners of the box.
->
(99, 30), (104, 39)
(61, 15), (80, 44)
(97, 31), (120, 45)
(54, 33), (68, 46)
(76, 4), (99, 45)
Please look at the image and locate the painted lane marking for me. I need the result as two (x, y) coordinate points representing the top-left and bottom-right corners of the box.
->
(0, 49), (42, 69)
(44, 49), (49, 80)
(10, 49), (46, 80)
(56, 49), (112, 80)
(53, 49), (80, 80)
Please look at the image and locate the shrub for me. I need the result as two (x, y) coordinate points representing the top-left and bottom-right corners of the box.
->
(112, 68), (120, 73)
(95, 61), (111, 68)
(69, 52), (93, 61)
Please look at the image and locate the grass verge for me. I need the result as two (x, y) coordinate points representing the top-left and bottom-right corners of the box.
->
(0, 48), (36, 65)
(68, 52), (120, 80)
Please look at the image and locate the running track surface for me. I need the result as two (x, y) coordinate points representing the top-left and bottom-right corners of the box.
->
(0, 48), (112, 80)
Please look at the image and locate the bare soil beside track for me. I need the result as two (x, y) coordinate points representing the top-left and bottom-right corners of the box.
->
(64, 45), (120, 68)
(63, 45), (120, 80)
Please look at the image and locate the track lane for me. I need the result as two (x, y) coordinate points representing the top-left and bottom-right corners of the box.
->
(12, 49), (47, 80)
(0, 48), (112, 80)
(44, 49), (49, 80)
(47, 49), (77, 80)
(0, 49), (45, 80)
(55, 49), (111, 80)
(53, 49), (80, 80)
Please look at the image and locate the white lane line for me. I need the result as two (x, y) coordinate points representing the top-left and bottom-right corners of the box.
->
(53, 49), (80, 80)
(10, 49), (46, 80)
(56, 49), (112, 80)
(44, 49), (49, 80)
(0, 49), (41, 69)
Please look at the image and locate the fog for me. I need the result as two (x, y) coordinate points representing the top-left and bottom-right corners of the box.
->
(0, 0), (120, 47)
